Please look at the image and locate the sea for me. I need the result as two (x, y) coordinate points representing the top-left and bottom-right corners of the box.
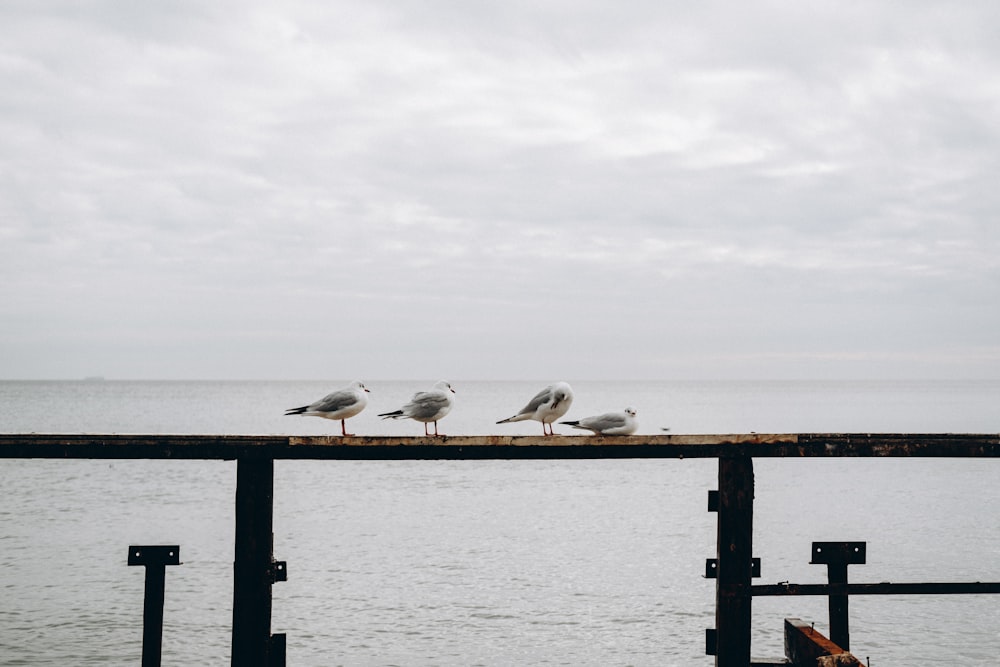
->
(1, 379), (999, 666)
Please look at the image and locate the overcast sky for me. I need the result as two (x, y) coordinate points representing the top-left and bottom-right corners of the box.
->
(2, 1), (998, 380)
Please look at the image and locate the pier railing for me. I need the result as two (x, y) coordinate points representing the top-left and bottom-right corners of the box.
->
(2, 432), (999, 666)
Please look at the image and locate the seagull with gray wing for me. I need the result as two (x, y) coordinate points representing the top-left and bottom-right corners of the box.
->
(497, 381), (574, 436)
(561, 407), (638, 435)
(378, 380), (456, 436)
(284, 380), (370, 436)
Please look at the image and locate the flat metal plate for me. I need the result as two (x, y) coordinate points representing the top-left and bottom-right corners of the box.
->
(128, 545), (181, 567)
(706, 557), (760, 578)
(810, 542), (866, 565)
(705, 628), (717, 655)
(707, 489), (720, 512)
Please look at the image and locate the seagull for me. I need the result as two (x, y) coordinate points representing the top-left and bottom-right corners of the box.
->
(284, 380), (370, 436)
(560, 407), (638, 436)
(496, 381), (574, 436)
(378, 380), (456, 436)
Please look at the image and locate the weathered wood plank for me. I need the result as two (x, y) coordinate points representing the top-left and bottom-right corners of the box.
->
(0, 433), (998, 459)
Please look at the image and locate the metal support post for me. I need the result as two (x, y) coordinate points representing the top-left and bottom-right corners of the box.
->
(712, 455), (755, 666)
(811, 541), (866, 650)
(128, 545), (180, 667)
(232, 456), (286, 666)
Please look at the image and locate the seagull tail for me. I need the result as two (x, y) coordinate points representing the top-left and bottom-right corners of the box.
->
(284, 406), (308, 416)
(496, 414), (528, 424)
(378, 410), (405, 420)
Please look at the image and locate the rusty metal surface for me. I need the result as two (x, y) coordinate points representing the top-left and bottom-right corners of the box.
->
(784, 618), (862, 666)
(0, 431), (991, 458)
(0, 432), (998, 460)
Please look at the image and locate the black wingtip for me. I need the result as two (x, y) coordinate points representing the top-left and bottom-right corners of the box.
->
(378, 410), (404, 419)
(559, 420), (579, 426)
(284, 406), (308, 416)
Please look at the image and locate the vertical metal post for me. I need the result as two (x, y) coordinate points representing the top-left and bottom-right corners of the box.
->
(232, 456), (280, 666)
(827, 560), (850, 649)
(714, 455), (755, 666)
(811, 542), (866, 651)
(128, 545), (180, 667)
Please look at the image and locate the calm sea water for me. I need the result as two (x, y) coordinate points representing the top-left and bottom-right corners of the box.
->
(1, 380), (999, 665)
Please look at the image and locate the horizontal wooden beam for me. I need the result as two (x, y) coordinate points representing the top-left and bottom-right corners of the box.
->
(0, 433), (997, 460)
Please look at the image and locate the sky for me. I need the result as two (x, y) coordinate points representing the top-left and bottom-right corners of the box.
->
(2, 1), (999, 381)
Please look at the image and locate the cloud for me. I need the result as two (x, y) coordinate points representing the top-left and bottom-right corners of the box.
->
(1, 1), (998, 379)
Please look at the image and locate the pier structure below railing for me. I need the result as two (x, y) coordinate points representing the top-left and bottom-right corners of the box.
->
(2, 432), (999, 666)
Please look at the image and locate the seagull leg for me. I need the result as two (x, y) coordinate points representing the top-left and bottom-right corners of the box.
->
(341, 420), (354, 437)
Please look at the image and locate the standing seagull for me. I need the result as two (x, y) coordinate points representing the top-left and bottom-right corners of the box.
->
(284, 380), (370, 436)
(378, 380), (456, 436)
(560, 407), (638, 436)
(496, 381), (574, 436)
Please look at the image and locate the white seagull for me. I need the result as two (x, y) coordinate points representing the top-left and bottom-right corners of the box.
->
(560, 407), (638, 436)
(496, 381), (574, 436)
(284, 380), (370, 436)
(378, 380), (456, 436)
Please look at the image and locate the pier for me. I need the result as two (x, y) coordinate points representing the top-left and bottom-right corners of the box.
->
(2, 432), (999, 665)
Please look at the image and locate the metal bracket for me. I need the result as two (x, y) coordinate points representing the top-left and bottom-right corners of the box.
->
(706, 557), (760, 579)
(811, 542), (866, 565)
(270, 560), (288, 583)
(270, 632), (287, 667)
(707, 489), (719, 512)
(128, 545), (181, 567)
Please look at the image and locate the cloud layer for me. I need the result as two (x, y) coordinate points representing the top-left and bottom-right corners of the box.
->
(2, 1), (998, 379)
